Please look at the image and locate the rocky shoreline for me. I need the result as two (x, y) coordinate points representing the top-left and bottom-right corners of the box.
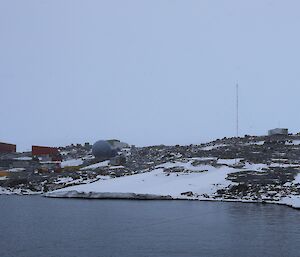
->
(2, 134), (300, 210)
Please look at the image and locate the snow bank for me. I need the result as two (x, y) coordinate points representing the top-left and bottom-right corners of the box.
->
(280, 196), (300, 209)
(46, 165), (237, 199)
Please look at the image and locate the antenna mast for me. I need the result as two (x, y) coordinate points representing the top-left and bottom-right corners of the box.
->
(236, 83), (239, 138)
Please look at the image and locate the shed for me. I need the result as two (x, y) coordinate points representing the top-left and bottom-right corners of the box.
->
(268, 128), (288, 136)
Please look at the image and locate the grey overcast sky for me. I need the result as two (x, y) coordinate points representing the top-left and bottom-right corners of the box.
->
(1, 0), (300, 151)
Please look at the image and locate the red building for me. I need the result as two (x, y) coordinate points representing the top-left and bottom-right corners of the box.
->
(32, 145), (59, 156)
(32, 145), (62, 161)
(0, 142), (16, 153)
(32, 145), (62, 172)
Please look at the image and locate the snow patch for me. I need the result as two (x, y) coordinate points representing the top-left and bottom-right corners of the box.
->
(13, 157), (32, 161)
(243, 162), (268, 171)
(61, 159), (83, 168)
(7, 168), (26, 172)
(201, 144), (227, 150)
(244, 141), (264, 146)
(80, 160), (110, 170)
(217, 159), (243, 166)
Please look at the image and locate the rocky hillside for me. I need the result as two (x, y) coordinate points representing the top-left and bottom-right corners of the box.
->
(2, 134), (300, 209)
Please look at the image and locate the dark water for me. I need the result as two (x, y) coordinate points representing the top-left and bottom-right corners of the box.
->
(0, 196), (300, 257)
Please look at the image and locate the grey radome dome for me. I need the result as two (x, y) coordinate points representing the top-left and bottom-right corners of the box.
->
(92, 140), (117, 159)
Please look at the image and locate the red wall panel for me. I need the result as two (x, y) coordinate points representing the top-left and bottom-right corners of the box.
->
(0, 143), (16, 153)
(32, 145), (59, 156)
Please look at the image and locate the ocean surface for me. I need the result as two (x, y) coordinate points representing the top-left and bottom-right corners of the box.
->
(0, 195), (300, 257)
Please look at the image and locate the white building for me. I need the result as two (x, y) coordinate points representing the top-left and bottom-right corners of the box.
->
(268, 128), (288, 136)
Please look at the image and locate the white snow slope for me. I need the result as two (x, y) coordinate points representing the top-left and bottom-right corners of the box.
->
(46, 163), (237, 199)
